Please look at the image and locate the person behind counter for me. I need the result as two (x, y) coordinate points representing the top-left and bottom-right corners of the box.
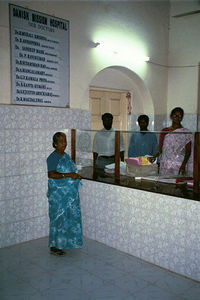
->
(128, 114), (158, 157)
(93, 113), (124, 169)
(46, 132), (83, 256)
(149, 107), (193, 176)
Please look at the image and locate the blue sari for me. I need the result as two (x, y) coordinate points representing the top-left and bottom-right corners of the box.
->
(47, 153), (83, 249)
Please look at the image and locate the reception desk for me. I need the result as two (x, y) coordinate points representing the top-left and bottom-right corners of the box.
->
(79, 167), (200, 282)
(79, 166), (200, 201)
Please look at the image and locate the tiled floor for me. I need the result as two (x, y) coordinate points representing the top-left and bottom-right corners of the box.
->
(0, 237), (200, 300)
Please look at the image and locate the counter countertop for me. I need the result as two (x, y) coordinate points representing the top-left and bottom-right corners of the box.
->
(79, 166), (200, 202)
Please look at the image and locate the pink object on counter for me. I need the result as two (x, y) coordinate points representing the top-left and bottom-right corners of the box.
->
(125, 157), (142, 166)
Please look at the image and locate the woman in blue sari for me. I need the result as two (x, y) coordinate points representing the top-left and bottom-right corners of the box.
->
(47, 132), (83, 256)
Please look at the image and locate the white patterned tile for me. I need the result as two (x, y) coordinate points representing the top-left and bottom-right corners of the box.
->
(13, 197), (35, 222)
(5, 176), (21, 199)
(0, 224), (7, 248)
(0, 200), (6, 225)
(18, 130), (33, 152)
(3, 221), (26, 246)
(185, 248), (200, 281)
(33, 194), (48, 217)
(126, 238), (141, 258)
(32, 173), (47, 196)
(0, 154), (5, 177)
(44, 108), (59, 129)
(19, 152), (33, 175)
(45, 130), (57, 152)
(34, 216), (49, 238)
(19, 174), (35, 198)
(5, 129), (20, 152)
(110, 223), (130, 252)
(0, 177), (5, 201)
(187, 220), (200, 238)
(5, 153), (20, 176)
(75, 109), (91, 129)
(32, 152), (46, 174)
(128, 228), (142, 248)
(80, 179), (200, 282)
(168, 245), (186, 275)
(32, 130), (46, 152)
(25, 219), (37, 241)
(82, 217), (96, 240)
(185, 231), (200, 251)
(13, 221), (28, 244)
(0, 106), (5, 129)
(4, 199), (17, 223)
(167, 227), (186, 248)
(182, 114), (197, 132)
(140, 245), (155, 264)
(186, 200), (200, 222)
(4, 107), (20, 129)
(0, 130), (5, 153)
(17, 107), (34, 129)
(31, 107), (47, 129)
(154, 247), (171, 267)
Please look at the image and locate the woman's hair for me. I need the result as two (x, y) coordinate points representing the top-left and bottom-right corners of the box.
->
(170, 107), (184, 118)
(137, 114), (149, 125)
(52, 132), (66, 148)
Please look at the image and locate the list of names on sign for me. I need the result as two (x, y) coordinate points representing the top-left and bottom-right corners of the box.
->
(10, 4), (69, 107)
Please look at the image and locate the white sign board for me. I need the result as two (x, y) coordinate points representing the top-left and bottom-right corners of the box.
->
(9, 4), (69, 107)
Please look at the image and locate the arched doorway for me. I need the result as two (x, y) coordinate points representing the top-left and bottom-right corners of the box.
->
(89, 66), (154, 157)
(89, 65), (154, 131)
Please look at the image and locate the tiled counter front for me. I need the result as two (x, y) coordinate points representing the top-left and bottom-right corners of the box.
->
(0, 104), (90, 248)
(80, 180), (200, 282)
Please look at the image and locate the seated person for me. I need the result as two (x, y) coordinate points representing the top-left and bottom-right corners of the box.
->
(128, 114), (158, 157)
(93, 113), (124, 169)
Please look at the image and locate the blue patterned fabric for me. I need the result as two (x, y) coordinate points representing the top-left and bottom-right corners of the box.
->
(47, 153), (83, 249)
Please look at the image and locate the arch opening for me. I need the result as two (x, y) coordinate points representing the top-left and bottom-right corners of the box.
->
(89, 65), (155, 131)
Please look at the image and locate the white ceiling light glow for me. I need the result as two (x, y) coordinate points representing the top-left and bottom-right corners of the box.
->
(94, 41), (150, 62)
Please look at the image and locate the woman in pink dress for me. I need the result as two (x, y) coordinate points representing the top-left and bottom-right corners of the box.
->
(149, 107), (193, 176)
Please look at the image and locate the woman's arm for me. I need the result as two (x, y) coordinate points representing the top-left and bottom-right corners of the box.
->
(93, 152), (98, 167)
(148, 129), (167, 163)
(48, 170), (82, 180)
(120, 151), (124, 162)
(148, 146), (162, 163)
(179, 142), (191, 175)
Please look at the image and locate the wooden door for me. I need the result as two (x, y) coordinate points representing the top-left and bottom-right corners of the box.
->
(90, 89), (128, 155)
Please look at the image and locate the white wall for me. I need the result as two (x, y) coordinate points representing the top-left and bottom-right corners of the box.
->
(168, 0), (200, 116)
(0, 0), (169, 115)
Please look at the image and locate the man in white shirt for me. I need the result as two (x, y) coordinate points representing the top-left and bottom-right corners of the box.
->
(93, 113), (124, 169)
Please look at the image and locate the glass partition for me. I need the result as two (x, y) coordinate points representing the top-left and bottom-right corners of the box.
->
(73, 129), (200, 198)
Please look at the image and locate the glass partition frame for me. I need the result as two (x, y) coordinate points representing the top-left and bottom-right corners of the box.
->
(71, 129), (200, 199)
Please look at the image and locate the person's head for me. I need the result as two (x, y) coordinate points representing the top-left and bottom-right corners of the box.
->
(137, 115), (149, 131)
(102, 113), (113, 130)
(52, 132), (67, 151)
(170, 107), (184, 123)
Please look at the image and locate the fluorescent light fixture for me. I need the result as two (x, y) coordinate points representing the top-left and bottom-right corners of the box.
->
(94, 41), (150, 62)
